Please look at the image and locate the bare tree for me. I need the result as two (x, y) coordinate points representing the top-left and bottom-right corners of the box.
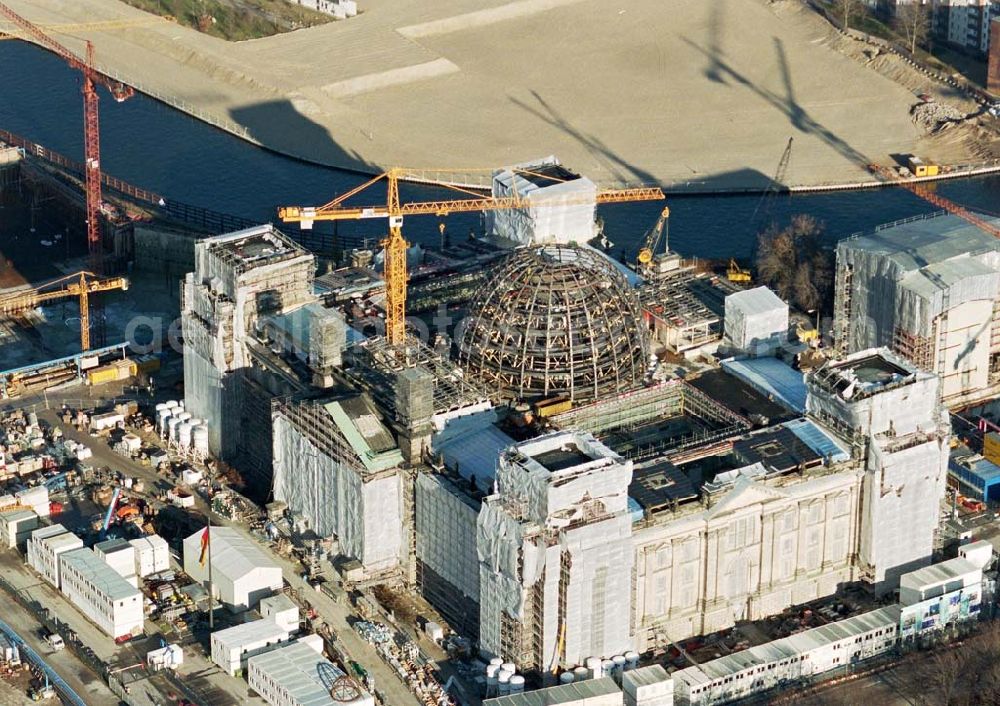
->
(832, 0), (864, 31)
(893, 2), (931, 55)
(755, 214), (833, 313)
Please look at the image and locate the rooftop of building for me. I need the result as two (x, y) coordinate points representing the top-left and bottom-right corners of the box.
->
(60, 548), (139, 602)
(277, 390), (403, 474)
(623, 664), (671, 690)
(30, 524), (69, 541)
(202, 225), (311, 273)
(260, 593), (297, 614)
(725, 285), (787, 316)
(675, 605), (902, 686)
(840, 212), (1000, 272)
(211, 617), (289, 648)
(719, 357), (807, 416)
(688, 367), (797, 424)
(433, 408), (515, 483)
(509, 431), (620, 478)
(899, 556), (981, 592)
(807, 348), (920, 401)
(484, 677), (621, 705)
(186, 527), (280, 581)
(95, 537), (132, 555)
(249, 641), (367, 706)
(0, 509), (35, 523)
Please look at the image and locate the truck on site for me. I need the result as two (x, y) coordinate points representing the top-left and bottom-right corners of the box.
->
(45, 634), (64, 651)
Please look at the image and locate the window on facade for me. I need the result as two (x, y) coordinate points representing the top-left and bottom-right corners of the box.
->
(656, 547), (671, 569)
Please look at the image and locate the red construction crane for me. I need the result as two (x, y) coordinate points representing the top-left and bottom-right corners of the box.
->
(0, 4), (135, 271)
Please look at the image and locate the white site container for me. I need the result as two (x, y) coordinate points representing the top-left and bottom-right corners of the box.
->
(724, 286), (789, 356)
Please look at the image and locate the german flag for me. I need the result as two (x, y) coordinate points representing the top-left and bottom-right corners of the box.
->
(199, 526), (210, 567)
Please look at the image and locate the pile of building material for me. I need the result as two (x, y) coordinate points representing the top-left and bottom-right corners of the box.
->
(911, 101), (966, 131)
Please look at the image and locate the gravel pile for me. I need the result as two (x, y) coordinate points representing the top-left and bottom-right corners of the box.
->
(911, 101), (966, 131)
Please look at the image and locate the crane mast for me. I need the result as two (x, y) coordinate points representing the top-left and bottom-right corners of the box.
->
(0, 3), (134, 271)
(280, 167), (665, 347)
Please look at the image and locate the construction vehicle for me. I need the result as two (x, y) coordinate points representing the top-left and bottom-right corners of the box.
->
(0, 271), (128, 351)
(869, 164), (1000, 240)
(44, 634), (64, 652)
(727, 258), (751, 283)
(28, 674), (55, 701)
(0, 4), (136, 271)
(636, 207), (677, 276)
(796, 321), (819, 345)
(279, 167), (664, 346)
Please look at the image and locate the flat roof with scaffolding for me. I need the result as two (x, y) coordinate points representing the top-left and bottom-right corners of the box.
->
(346, 335), (490, 419)
(200, 224), (308, 274)
(547, 380), (751, 462)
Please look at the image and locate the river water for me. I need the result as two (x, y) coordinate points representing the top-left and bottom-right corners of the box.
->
(1, 40), (998, 259)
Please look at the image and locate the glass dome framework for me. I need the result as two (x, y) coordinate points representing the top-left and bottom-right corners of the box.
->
(459, 245), (649, 403)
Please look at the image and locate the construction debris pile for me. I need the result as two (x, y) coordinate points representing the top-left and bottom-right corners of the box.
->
(911, 101), (967, 132)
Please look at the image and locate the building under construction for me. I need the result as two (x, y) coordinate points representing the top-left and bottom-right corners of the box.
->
(459, 244), (649, 404)
(834, 211), (1000, 408)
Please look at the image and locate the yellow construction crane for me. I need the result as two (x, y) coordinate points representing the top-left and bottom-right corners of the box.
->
(0, 17), (167, 40)
(280, 167), (665, 346)
(637, 206), (671, 272)
(0, 271), (128, 351)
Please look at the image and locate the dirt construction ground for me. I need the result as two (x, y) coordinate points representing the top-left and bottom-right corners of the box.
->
(3, 0), (996, 188)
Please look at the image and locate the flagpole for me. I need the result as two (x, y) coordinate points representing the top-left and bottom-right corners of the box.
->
(207, 521), (214, 630)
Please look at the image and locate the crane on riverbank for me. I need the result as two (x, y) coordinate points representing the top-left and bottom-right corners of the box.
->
(279, 167), (665, 346)
(0, 4), (135, 272)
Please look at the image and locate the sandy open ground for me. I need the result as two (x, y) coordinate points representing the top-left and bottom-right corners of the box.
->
(0, 0), (974, 188)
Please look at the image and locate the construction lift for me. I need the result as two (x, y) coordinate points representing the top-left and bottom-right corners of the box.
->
(0, 3), (136, 272)
(279, 167), (665, 346)
(0, 271), (129, 351)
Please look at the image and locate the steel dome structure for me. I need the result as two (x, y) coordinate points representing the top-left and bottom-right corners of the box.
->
(459, 245), (649, 403)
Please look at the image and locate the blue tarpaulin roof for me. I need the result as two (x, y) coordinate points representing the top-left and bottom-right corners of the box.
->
(783, 418), (851, 464)
(721, 357), (808, 414)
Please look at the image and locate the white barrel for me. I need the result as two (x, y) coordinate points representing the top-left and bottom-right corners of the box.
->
(625, 651), (639, 670)
(560, 672), (575, 685)
(501, 663), (516, 675)
(174, 411), (192, 424)
(186, 418), (203, 429)
(497, 669), (513, 696)
(486, 664), (500, 679)
(489, 658), (503, 667)
(178, 423), (193, 449)
(165, 400), (179, 410)
(574, 666), (589, 682)
(602, 659), (615, 677)
(193, 425), (209, 455)
(167, 417), (181, 441)
(509, 675), (525, 694)
(586, 657), (602, 680)
(613, 655), (627, 674)
(155, 403), (168, 413)
(175, 400), (185, 411)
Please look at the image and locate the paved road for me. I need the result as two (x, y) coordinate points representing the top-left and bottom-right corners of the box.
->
(0, 565), (118, 706)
